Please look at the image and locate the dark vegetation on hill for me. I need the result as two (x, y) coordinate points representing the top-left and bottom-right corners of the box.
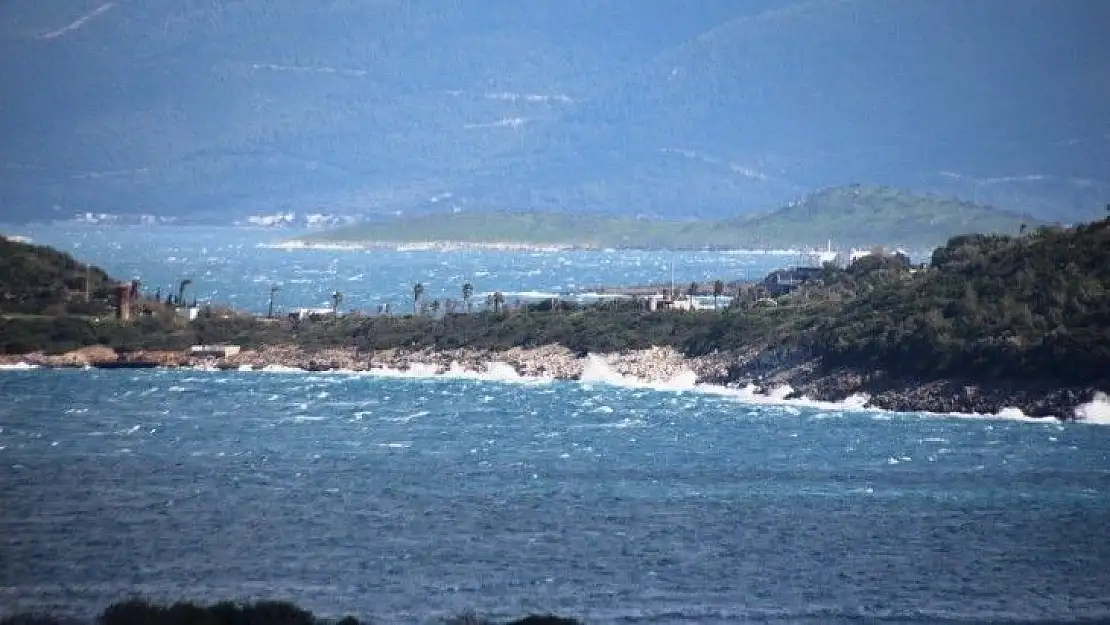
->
(305, 186), (1036, 250)
(814, 219), (1110, 385)
(0, 599), (581, 625)
(0, 236), (116, 315)
(3, 218), (1109, 396)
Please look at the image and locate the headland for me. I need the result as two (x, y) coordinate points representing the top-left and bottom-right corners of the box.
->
(2, 217), (1109, 421)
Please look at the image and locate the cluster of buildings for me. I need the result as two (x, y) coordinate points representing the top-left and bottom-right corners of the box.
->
(106, 244), (913, 322)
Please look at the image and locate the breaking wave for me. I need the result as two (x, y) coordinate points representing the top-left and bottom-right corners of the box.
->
(1075, 392), (1110, 425)
(4, 355), (1104, 423)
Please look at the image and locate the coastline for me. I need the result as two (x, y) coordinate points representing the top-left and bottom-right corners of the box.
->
(3, 345), (1106, 422)
(264, 238), (839, 255)
(264, 239), (583, 252)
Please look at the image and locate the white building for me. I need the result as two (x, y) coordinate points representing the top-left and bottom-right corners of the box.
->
(175, 306), (200, 321)
(291, 307), (336, 320)
(647, 294), (707, 312)
(189, 345), (242, 358)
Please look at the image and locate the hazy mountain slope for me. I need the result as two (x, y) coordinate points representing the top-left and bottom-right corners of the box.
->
(500, 0), (1110, 220)
(0, 0), (755, 220)
(0, 0), (1106, 223)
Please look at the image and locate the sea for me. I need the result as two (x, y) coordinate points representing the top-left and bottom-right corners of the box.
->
(2, 225), (1109, 624)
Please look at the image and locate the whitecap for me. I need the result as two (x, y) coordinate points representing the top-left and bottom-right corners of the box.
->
(1075, 392), (1110, 425)
(579, 354), (697, 391)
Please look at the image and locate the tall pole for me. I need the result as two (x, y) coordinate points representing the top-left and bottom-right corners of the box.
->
(670, 254), (675, 299)
(267, 285), (280, 319)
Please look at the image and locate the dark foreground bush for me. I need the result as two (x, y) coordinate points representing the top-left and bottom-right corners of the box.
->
(0, 600), (583, 625)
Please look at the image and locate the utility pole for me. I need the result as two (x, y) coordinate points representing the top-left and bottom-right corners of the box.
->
(670, 253), (676, 299)
(268, 284), (281, 319)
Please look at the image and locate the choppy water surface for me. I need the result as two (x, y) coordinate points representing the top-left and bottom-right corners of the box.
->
(13, 225), (798, 314)
(3, 225), (1109, 622)
(2, 369), (1109, 623)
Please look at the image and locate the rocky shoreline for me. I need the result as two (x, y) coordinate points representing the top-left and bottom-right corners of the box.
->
(1, 345), (1104, 421)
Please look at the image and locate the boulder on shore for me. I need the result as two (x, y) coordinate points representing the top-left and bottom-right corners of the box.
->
(39, 346), (119, 367)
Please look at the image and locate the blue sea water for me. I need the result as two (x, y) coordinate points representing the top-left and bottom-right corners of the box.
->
(10, 225), (798, 314)
(2, 226), (1110, 623)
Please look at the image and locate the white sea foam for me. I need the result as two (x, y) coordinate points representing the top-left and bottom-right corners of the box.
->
(6, 352), (1101, 423)
(1075, 392), (1110, 425)
(579, 354), (698, 391)
(257, 365), (310, 373)
(574, 356), (1072, 423)
(0, 363), (40, 370)
(178, 360), (1104, 423)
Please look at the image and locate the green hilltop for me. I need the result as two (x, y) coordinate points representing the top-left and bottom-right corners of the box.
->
(300, 186), (1038, 250)
(0, 236), (117, 316)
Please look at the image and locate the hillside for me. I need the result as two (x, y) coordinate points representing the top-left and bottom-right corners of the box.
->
(721, 186), (1038, 249)
(0, 1), (1107, 224)
(811, 216), (1110, 386)
(302, 186), (1037, 250)
(0, 235), (116, 315)
(506, 0), (1110, 220)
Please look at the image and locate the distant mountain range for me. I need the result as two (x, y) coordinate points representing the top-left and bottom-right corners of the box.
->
(302, 185), (1039, 251)
(1, 0), (1107, 224)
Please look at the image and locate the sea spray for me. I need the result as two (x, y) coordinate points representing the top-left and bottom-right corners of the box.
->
(579, 353), (698, 390)
(1, 351), (1100, 423)
(1075, 392), (1110, 424)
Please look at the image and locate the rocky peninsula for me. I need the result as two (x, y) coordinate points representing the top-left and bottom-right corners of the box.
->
(4, 217), (1109, 422)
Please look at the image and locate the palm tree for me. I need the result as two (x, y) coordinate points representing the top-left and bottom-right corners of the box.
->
(687, 281), (698, 298)
(429, 299), (441, 317)
(712, 279), (724, 310)
(331, 291), (344, 317)
(493, 291), (505, 314)
(462, 281), (474, 313)
(413, 282), (425, 314)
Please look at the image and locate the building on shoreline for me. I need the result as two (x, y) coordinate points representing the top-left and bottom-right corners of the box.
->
(189, 345), (242, 358)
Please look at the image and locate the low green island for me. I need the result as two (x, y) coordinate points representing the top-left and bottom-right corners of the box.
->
(293, 186), (1039, 251)
(2, 214), (1108, 419)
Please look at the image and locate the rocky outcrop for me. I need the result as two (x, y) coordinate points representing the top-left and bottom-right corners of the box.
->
(1, 344), (1102, 420)
(18, 346), (119, 367)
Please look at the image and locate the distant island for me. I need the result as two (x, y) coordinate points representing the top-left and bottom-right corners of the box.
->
(290, 186), (1039, 251)
(2, 215), (1108, 420)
